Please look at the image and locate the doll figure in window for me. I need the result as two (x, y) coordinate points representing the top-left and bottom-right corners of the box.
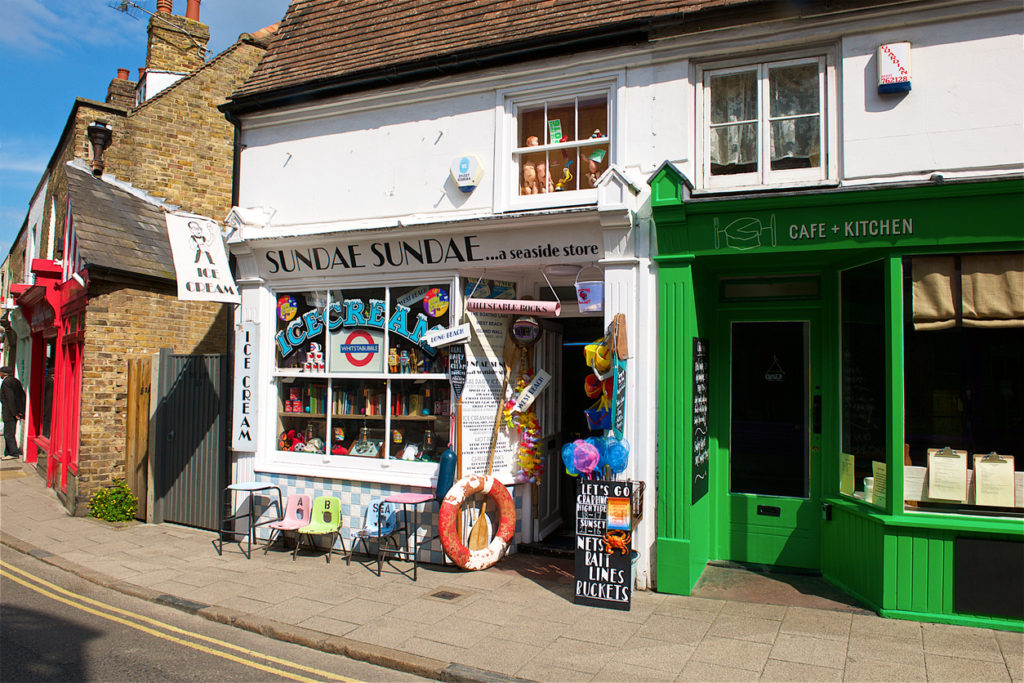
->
(521, 135), (552, 195)
(586, 147), (607, 188)
(399, 350), (411, 373)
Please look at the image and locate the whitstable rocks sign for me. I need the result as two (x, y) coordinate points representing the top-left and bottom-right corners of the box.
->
(254, 224), (602, 282)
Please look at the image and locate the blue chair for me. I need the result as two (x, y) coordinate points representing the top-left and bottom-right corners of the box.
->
(350, 498), (399, 573)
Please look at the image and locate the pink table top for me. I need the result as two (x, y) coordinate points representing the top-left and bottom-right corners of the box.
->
(385, 492), (433, 504)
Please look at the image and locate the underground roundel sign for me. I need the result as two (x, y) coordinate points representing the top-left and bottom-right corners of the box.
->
(330, 328), (384, 373)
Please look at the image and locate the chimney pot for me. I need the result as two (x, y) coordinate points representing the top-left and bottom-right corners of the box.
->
(186, 0), (201, 20)
(117, 68), (130, 80)
(138, 67), (146, 80)
(156, 0), (172, 13)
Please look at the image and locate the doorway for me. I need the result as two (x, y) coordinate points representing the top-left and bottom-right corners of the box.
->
(718, 308), (822, 570)
(528, 315), (604, 554)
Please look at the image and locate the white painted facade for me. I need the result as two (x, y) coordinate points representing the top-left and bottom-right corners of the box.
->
(228, 0), (1022, 589)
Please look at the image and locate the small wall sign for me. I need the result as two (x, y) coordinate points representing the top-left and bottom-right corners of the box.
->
(878, 42), (911, 94)
(423, 322), (471, 348)
(450, 154), (484, 193)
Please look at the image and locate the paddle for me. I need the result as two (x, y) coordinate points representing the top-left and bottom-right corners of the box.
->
(467, 339), (515, 551)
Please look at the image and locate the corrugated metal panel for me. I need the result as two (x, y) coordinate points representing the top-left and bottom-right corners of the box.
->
(152, 349), (228, 530)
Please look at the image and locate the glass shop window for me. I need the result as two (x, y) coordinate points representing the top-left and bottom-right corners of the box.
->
(273, 284), (453, 464)
(513, 92), (610, 197)
(699, 55), (830, 190)
(839, 261), (888, 505)
(903, 253), (1023, 515)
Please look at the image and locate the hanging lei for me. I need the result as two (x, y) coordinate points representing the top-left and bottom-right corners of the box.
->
(503, 353), (544, 484)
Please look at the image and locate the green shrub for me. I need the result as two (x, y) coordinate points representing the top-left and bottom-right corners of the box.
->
(88, 479), (138, 522)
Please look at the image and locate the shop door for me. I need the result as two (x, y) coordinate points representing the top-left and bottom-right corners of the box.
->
(533, 320), (564, 540)
(720, 311), (822, 569)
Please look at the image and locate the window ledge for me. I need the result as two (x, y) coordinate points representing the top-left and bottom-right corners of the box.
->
(826, 496), (1024, 534)
(505, 189), (598, 213)
(692, 179), (840, 197)
(257, 455), (441, 488)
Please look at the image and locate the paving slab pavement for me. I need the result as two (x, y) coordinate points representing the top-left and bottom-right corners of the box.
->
(1, 461), (1020, 682)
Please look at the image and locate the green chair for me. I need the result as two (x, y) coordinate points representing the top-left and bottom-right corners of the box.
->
(293, 496), (345, 563)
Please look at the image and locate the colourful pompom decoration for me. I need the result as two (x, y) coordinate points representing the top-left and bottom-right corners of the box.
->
(561, 442), (580, 476)
(604, 437), (630, 474)
(573, 439), (600, 476)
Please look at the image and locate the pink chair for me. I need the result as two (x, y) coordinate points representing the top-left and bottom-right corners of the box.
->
(263, 494), (312, 555)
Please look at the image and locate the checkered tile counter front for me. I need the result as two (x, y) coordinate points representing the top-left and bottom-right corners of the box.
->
(251, 473), (527, 565)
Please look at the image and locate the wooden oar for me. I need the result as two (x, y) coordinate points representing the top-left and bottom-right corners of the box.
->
(468, 342), (515, 551)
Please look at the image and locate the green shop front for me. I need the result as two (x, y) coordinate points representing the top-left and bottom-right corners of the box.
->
(649, 168), (1023, 631)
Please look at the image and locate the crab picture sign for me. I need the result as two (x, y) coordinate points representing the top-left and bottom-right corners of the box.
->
(574, 479), (633, 610)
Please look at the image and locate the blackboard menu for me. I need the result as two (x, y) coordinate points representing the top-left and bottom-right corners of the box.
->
(448, 344), (466, 400)
(574, 479), (632, 611)
(692, 338), (709, 504)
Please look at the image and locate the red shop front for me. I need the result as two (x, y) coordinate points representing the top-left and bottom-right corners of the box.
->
(12, 258), (87, 496)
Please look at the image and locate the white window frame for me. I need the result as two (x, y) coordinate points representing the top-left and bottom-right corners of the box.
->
(696, 49), (837, 192)
(257, 273), (460, 487)
(497, 74), (623, 212)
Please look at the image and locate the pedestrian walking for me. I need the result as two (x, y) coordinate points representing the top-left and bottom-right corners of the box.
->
(0, 366), (26, 460)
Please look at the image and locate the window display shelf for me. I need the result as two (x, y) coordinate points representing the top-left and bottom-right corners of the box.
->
(279, 411), (326, 419)
(327, 414), (386, 420)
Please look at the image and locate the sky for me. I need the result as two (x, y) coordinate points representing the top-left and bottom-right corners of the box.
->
(0, 0), (291, 257)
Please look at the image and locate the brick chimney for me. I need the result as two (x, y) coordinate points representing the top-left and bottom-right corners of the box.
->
(106, 67), (136, 109)
(146, 0), (210, 74)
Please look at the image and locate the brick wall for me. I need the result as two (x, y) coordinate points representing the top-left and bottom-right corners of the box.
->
(40, 102), (128, 262)
(73, 278), (228, 512)
(146, 14), (209, 74)
(106, 78), (137, 110)
(120, 39), (267, 221)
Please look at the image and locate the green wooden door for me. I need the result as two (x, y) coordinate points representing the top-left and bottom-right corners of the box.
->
(718, 309), (822, 569)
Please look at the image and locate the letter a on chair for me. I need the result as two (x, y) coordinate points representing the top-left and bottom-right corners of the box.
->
(294, 496), (345, 562)
(263, 494), (312, 554)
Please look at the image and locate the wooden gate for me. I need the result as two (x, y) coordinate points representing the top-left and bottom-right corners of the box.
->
(125, 357), (151, 521)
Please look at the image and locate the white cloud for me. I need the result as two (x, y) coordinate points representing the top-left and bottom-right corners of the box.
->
(1, 0), (137, 56)
(0, 157), (46, 174)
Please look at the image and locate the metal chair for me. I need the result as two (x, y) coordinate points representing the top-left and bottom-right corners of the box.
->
(263, 493), (312, 555)
(293, 496), (345, 563)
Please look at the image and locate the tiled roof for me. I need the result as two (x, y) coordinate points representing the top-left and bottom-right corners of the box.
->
(232, 0), (759, 102)
(65, 162), (176, 282)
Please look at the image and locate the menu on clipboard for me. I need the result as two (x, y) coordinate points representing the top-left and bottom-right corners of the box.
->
(871, 461), (887, 507)
(927, 447), (967, 502)
(840, 453), (855, 496)
(973, 453), (1015, 508)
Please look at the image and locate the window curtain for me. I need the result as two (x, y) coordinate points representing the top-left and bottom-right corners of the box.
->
(709, 72), (757, 169)
(912, 252), (1024, 330)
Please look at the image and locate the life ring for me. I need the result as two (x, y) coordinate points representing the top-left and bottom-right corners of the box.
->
(439, 475), (516, 570)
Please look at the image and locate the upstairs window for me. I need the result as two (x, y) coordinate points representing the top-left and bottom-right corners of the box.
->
(506, 87), (613, 208)
(699, 55), (832, 190)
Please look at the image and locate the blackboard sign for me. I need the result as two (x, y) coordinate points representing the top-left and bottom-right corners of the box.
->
(692, 338), (709, 504)
(575, 479), (632, 611)
(448, 344), (466, 400)
(612, 356), (626, 439)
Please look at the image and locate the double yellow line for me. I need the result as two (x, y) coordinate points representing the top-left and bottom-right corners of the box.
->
(0, 559), (359, 683)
